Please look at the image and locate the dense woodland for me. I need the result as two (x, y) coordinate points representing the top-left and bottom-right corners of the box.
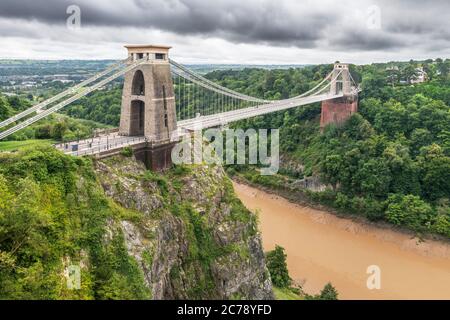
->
(1, 58), (449, 238)
(219, 59), (450, 237)
(0, 94), (109, 141)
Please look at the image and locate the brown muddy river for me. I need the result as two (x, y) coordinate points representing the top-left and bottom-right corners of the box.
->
(233, 182), (450, 300)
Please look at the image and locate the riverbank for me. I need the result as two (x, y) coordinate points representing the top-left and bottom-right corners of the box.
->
(233, 181), (450, 300)
(231, 175), (450, 244)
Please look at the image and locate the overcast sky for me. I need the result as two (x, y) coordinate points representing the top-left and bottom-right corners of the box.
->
(0, 0), (449, 64)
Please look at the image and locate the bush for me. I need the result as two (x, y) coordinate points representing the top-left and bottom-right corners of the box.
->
(433, 214), (450, 237)
(265, 245), (292, 288)
(386, 194), (435, 231)
(120, 146), (133, 157)
(171, 164), (192, 176)
(432, 202), (450, 237)
(311, 189), (336, 207)
(334, 193), (385, 221)
(364, 198), (386, 221)
(318, 283), (339, 300)
(334, 192), (350, 209)
(305, 282), (339, 300)
(142, 171), (169, 195)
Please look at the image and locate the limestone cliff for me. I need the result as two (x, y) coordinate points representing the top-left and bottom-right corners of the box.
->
(95, 155), (273, 300)
(0, 146), (272, 300)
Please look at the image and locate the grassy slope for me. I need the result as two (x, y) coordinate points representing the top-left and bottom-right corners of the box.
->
(273, 287), (303, 300)
(0, 139), (55, 152)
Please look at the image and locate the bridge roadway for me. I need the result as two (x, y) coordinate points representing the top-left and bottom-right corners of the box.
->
(177, 92), (343, 130)
(55, 134), (146, 157)
(57, 92), (343, 157)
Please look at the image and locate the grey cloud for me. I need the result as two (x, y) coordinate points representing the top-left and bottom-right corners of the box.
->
(0, 0), (341, 49)
(88, 0), (332, 48)
(0, 0), (449, 52)
(328, 29), (406, 51)
(375, 0), (450, 37)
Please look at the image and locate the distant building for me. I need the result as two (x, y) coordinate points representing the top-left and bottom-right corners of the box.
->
(386, 65), (399, 71)
(53, 74), (70, 80)
(386, 65), (429, 84)
(52, 79), (74, 84)
(411, 67), (428, 84)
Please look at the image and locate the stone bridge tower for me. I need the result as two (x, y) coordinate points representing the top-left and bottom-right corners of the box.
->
(320, 63), (358, 129)
(119, 45), (178, 171)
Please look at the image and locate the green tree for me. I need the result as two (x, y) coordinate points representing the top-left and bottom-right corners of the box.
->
(265, 245), (292, 288)
(436, 60), (449, 79)
(432, 201), (450, 237)
(422, 63), (434, 81)
(402, 64), (419, 84)
(359, 98), (383, 123)
(386, 67), (400, 87)
(320, 155), (343, 191)
(0, 95), (12, 121)
(305, 282), (339, 300)
(382, 142), (420, 195)
(343, 113), (374, 140)
(410, 128), (433, 156)
(51, 121), (68, 140)
(386, 194), (434, 231)
(419, 145), (450, 200)
(355, 159), (391, 197)
(319, 282), (339, 300)
(374, 100), (409, 136)
(360, 73), (387, 100)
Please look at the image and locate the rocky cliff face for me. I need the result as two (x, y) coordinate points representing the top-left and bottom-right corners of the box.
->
(95, 155), (273, 300)
(279, 154), (328, 192)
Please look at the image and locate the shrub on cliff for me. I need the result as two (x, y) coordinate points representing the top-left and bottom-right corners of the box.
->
(265, 245), (291, 288)
(120, 146), (133, 157)
(305, 282), (339, 300)
(318, 283), (339, 300)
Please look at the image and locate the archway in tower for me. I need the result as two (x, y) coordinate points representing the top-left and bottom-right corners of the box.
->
(132, 70), (145, 95)
(129, 100), (145, 136)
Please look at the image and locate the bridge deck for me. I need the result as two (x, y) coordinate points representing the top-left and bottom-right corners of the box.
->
(58, 92), (343, 156)
(55, 134), (146, 157)
(177, 93), (343, 130)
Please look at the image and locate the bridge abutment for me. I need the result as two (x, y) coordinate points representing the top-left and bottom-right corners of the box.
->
(133, 142), (177, 172)
(320, 63), (358, 129)
(320, 96), (358, 129)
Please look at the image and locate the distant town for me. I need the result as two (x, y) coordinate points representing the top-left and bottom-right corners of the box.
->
(0, 59), (310, 95)
(2, 58), (445, 98)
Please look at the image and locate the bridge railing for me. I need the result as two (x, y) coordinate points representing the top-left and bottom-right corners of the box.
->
(63, 136), (147, 157)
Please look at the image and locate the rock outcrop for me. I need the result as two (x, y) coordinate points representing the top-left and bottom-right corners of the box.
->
(95, 155), (273, 300)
